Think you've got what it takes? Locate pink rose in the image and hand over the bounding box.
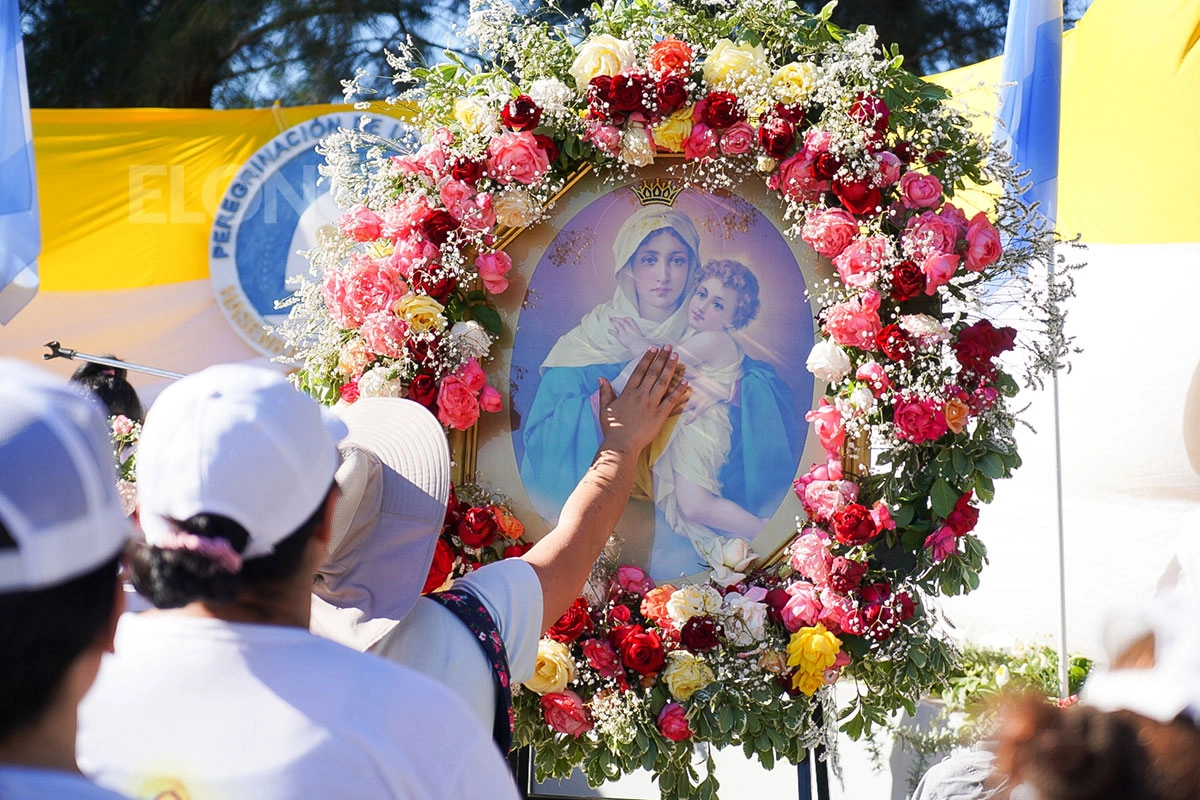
[541,691,594,738]
[583,124,622,157]
[855,361,892,397]
[874,151,903,186]
[781,581,823,632]
[581,638,624,680]
[833,236,892,289]
[338,205,383,242]
[683,122,718,160]
[805,398,846,458]
[899,171,943,209]
[438,179,477,222]
[904,211,960,261]
[476,250,513,295]
[788,527,834,585]
[380,196,429,243]
[456,358,487,392]
[921,252,960,294]
[615,565,655,596]
[479,385,503,413]
[939,202,970,237]
[893,397,948,444]
[964,212,1002,271]
[385,237,439,279]
[822,289,883,349]
[111,415,134,436]
[459,192,496,233]
[322,256,407,329]
[801,208,859,258]
[657,703,693,742]
[870,501,895,532]
[774,150,830,203]
[485,131,551,186]
[924,525,959,562]
[718,121,756,156]
[816,589,854,634]
[358,311,409,358]
[436,375,481,430]
[804,129,833,152]
[803,478,858,524]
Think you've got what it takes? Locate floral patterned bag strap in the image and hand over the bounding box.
[427,587,514,754]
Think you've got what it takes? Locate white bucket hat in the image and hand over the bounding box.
[0,359,132,590]
[136,364,347,558]
[311,397,451,650]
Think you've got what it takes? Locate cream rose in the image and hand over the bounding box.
[772,61,817,104]
[652,108,695,153]
[620,124,655,167]
[450,320,493,360]
[494,188,538,228]
[394,293,447,334]
[525,638,577,695]
[337,337,371,378]
[666,584,723,627]
[453,96,500,136]
[569,34,636,89]
[702,39,768,91]
[806,339,852,383]
[662,651,715,701]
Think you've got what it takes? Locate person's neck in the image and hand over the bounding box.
[639,306,672,323]
[153,577,313,629]
[0,688,83,775]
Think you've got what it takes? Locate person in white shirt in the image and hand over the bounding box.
[311,346,689,748]
[0,360,132,799]
[77,364,519,800]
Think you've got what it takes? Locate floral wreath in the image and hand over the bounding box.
[279,0,1067,796]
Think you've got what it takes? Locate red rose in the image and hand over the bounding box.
[457,506,499,548]
[699,91,744,130]
[832,503,878,546]
[443,485,467,529]
[503,542,533,559]
[541,691,593,737]
[894,140,916,163]
[339,380,360,404]
[773,102,806,123]
[757,115,795,159]
[501,94,543,132]
[587,76,615,119]
[812,152,840,181]
[849,93,889,131]
[416,208,458,246]
[860,581,891,607]
[945,491,980,536]
[610,71,650,114]
[679,615,721,653]
[406,372,437,409]
[764,588,791,625]
[409,269,457,303]
[609,624,665,674]
[895,591,916,622]
[833,179,882,216]
[451,156,483,183]
[404,334,441,366]
[828,556,867,593]
[533,133,559,163]
[422,537,456,594]
[890,260,926,302]
[655,75,689,116]
[608,604,632,624]
[548,597,594,643]
[953,320,1017,378]
[874,324,912,362]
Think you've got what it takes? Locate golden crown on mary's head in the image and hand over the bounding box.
[632,178,683,207]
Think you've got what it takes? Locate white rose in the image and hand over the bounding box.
[453,96,500,136]
[357,366,405,399]
[494,188,537,228]
[806,339,852,383]
[666,584,723,626]
[836,384,876,419]
[569,34,636,89]
[620,124,655,167]
[450,320,494,360]
[528,77,576,115]
[900,313,950,342]
[720,591,769,647]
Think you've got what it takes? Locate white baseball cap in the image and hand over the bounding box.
[0,359,132,591]
[136,364,347,558]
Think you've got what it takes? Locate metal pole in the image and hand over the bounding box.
[43,341,185,380]
[1052,361,1070,697]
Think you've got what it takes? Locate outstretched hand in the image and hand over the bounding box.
[596,346,690,455]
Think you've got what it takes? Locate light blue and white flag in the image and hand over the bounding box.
[0,0,40,324]
[995,0,1063,227]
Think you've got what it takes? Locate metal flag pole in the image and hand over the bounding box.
[43,341,185,380]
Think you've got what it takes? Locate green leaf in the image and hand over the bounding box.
[930,478,958,518]
[951,448,970,477]
[472,304,503,337]
[975,474,995,503]
[978,453,1005,479]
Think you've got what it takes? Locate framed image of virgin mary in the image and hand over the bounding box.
[475,163,831,582]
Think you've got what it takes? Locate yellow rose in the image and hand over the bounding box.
[772,61,817,105]
[494,188,537,228]
[453,97,498,136]
[786,623,842,696]
[702,39,768,91]
[394,293,446,334]
[651,108,694,153]
[569,34,636,90]
[944,397,970,434]
[524,638,577,695]
[662,651,715,701]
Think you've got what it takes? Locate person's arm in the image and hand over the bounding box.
[522,346,689,631]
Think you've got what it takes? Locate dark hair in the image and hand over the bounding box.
[0,517,121,741]
[994,694,1151,800]
[128,488,332,608]
[695,259,760,329]
[69,359,144,422]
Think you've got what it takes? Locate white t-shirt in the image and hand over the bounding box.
[0,766,129,799]
[77,613,519,800]
[369,558,543,730]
